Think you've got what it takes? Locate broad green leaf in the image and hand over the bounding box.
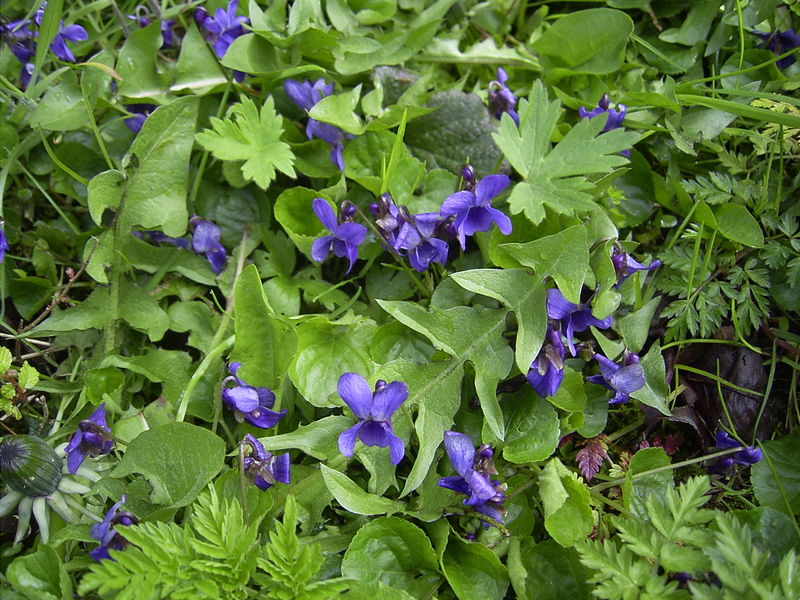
[112,423,225,508]
[102,349,192,406]
[29,71,87,131]
[87,169,125,226]
[172,25,227,94]
[333,20,442,74]
[616,297,661,353]
[752,431,800,515]
[259,416,352,461]
[532,8,633,73]
[320,464,405,515]
[507,538,590,600]
[405,90,504,177]
[714,203,764,248]
[122,97,199,237]
[230,264,296,390]
[195,96,295,190]
[18,362,40,389]
[116,21,169,101]
[221,33,297,74]
[451,269,547,374]
[82,367,124,405]
[659,1,719,46]
[501,225,589,304]
[442,535,509,600]
[378,301,512,441]
[274,187,326,258]
[7,545,71,600]
[539,458,593,547]
[622,447,672,518]
[0,347,11,372]
[309,84,366,134]
[342,517,439,596]
[503,388,560,464]
[26,287,110,336]
[629,343,671,416]
[289,316,377,408]
[343,581,417,600]
[118,280,170,342]
[547,367,586,413]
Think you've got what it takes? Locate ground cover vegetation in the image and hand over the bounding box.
[0,0,799,598]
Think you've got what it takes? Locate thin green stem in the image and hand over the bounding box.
[176,334,234,423]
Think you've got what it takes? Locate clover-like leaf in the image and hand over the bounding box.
[195,96,295,190]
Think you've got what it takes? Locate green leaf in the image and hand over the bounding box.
[308,84,366,135]
[616,297,661,354]
[629,343,671,416]
[289,316,377,408]
[713,203,764,248]
[173,25,227,94]
[195,96,295,190]
[320,464,405,515]
[17,362,40,389]
[230,264,296,390]
[621,447,672,518]
[258,416,352,461]
[548,367,587,413]
[405,90,504,177]
[26,287,110,336]
[87,169,125,226]
[752,431,800,515]
[7,545,72,600]
[102,349,192,406]
[116,21,169,101]
[539,458,593,547]
[451,269,547,374]
[500,225,589,304]
[342,517,439,596]
[532,8,633,73]
[378,301,512,441]
[112,423,225,508]
[441,535,509,600]
[29,71,87,131]
[118,280,170,342]
[507,538,589,600]
[503,388,560,464]
[123,97,199,237]
[0,347,11,372]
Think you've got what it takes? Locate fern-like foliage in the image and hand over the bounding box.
[578,476,800,600]
[254,495,350,600]
[79,486,266,600]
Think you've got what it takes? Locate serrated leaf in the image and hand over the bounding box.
[17,362,40,389]
[196,96,295,190]
[0,347,11,373]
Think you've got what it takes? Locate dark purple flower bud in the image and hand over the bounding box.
[20,62,34,88]
[241,434,290,491]
[488,67,519,126]
[546,289,613,356]
[284,78,349,171]
[393,212,449,272]
[753,29,800,69]
[0,223,8,263]
[337,373,407,465]
[461,164,476,189]
[712,431,763,468]
[586,353,645,405]
[34,3,88,63]
[611,248,661,287]
[438,431,506,525]
[65,404,114,474]
[89,495,138,561]
[311,198,367,274]
[440,174,512,250]
[190,216,228,274]
[526,326,566,397]
[222,362,287,429]
[341,202,357,220]
[195,0,249,59]
[124,103,157,133]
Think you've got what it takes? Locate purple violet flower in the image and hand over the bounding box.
[34,3,88,63]
[240,434,290,491]
[438,431,506,525]
[337,373,408,465]
[284,78,348,170]
[611,247,661,287]
[579,94,629,157]
[547,289,613,356]
[526,326,566,398]
[124,104,157,133]
[311,198,367,274]
[370,193,404,246]
[753,29,800,69]
[440,173,512,250]
[194,0,249,59]
[89,495,138,561]
[587,353,645,405]
[488,67,519,126]
[0,223,8,263]
[394,212,449,272]
[711,431,763,471]
[65,404,114,474]
[222,363,287,429]
[190,216,228,274]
